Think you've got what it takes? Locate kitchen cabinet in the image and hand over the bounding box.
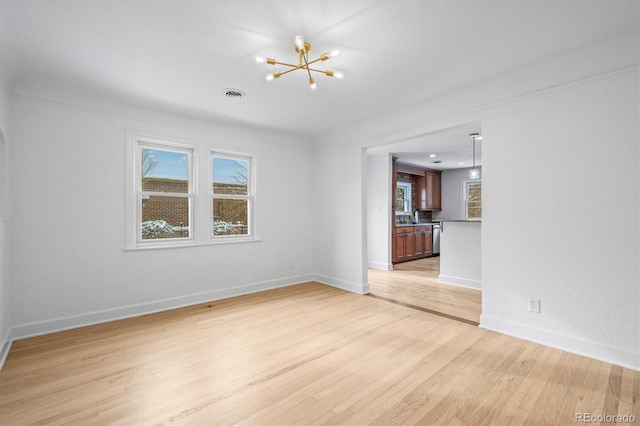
[392,225,433,264]
[417,170,442,211]
[392,226,412,262]
[414,226,433,257]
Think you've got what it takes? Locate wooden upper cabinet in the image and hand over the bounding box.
[428,171,441,210]
[416,170,442,211]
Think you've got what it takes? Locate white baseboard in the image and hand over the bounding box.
[367,261,392,271]
[438,274,482,290]
[0,329,12,371]
[480,314,640,371]
[314,274,369,294]
[10,274,316,341]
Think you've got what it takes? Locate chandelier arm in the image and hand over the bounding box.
[305,57,325,67]
[270,60,301,68]
[277,67,308,77]
[301,52,313,81]
[307,67,333,74]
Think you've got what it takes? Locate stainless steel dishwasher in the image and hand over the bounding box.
[432,224,441,255]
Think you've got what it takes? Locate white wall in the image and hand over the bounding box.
[8,97,316,337]
[316,68,639,369]
[480,70,639,369]
[313,143,369,293]
[0,41,11,365]
[439,221,481,289]
[366,153,392,270]
[433,167,482,221]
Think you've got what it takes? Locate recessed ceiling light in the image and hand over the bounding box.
[429,154,437,158]
[221,88,246,99]
[458,162,465,165]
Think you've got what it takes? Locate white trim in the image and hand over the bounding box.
[10,275,316,341]
[438,274,482,290]
[0,329,12,371]
[314,274,370,294]
[122,238,264,252]
[480,314,640,371]
[367,261,393,271]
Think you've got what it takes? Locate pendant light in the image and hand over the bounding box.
[469,133,481,179]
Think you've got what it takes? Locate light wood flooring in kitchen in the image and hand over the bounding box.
[1,282,637,425]
[367,256,482,325]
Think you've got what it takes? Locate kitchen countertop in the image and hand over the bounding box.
[434,219,482,223]
[394,222,438,227]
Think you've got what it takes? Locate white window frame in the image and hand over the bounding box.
[125,133,198,249]
[464,180,482,221]
[125,131,261,250]
[395,181,412,215]
[210,151,255,242]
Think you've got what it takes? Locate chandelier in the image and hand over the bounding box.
[256,35,343,90]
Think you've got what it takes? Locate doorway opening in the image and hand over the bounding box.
[365,123,482,324]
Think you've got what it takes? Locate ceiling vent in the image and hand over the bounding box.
[222,88,246,99]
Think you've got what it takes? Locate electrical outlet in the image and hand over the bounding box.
[528,298,541,313]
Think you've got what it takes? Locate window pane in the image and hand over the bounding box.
[467,202,482,219]
[142,147,189,193]
[468,183,481,202]
[213,199,248,236]
[396,187,405,212]
[466,182,482,219]
[141,195,189,239]
[213,157,248,195]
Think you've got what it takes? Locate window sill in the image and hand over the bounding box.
[123,237,263,252]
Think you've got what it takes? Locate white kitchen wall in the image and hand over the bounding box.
[8,97,316,337]
[316,68,639,369]
[433,167,483,221]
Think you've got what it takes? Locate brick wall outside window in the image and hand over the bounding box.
[141,177,247,226]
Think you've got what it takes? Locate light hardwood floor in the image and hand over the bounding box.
[368,256,482,324]
[0,282,637,425]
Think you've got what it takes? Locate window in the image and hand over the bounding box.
[465,181,482,220]
[126,132,258,249]
[211,153,253,238]
[396,182,412,214]
[137,141,194,244]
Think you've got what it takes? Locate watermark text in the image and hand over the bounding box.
[576,413,636,423]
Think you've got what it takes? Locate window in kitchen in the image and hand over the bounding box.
[211,152,254,239]
[396,182,412,214]
[465,181,482,220]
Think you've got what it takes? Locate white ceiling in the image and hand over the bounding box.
[1,1,637,167]
[368,122,483,170]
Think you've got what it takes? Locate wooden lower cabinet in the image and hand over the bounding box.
[392,225,433,264]
[393,232,407,262]
[419,227,433,257]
